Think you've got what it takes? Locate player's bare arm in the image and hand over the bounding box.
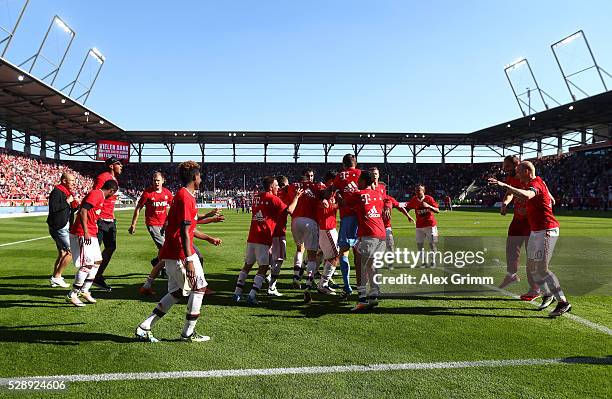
[194,230,222,246]
[423,201,440,213]
[129,195,146,234]
[501,190,514,216]
[78,207,91,245]
[397,206,415,223]
[180,221,196,286]
[196,214,225,224]
[488,178,535,200]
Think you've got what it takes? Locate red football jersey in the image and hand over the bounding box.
[70,189,105,236]
[505,175,528,220]
[333,167,361,218]
[287,181,325,221]
[273,188,292,237]
[383,195,400,228]
[93,172,118,220]
[137,187,173,226]
[317,193,338,230]
[345,188,386,239]
[526,177,560,231]
[247,192,287,246]
[159,187,197,260]
[406,195,438,228]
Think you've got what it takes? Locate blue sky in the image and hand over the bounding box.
[3,0,612,161]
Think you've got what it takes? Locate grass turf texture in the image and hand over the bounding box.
[0,209,610,398]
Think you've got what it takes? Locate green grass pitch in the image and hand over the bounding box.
[0,209,610,398]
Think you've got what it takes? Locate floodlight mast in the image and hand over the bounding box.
[0,0,29,58]
[18,15,75,84]
[504,57,559,116]
[551,30,612,101]
[61,47,105,104]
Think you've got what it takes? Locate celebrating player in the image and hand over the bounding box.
[92,156,123,291]
[316,170,340,294]
[497,155,540,300]
[65,180,118,307]
[268,175,291,296]
[233,176,302,304]
[330,154,362,299]
[135,161,222,343]
[489,161,571,317]
[47,173,79,288]
[370,166,414,269]
[288,168,326,303]
[343,170,388,312]
[405,184,440,267]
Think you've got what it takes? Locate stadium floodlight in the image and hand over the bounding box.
[17,74,24,81]
[0,0,30,58]
[18,15,76,85]
[507,124,511,128]
[551,30,611,101]
[531,116,536,121]
[504,57,559,116]
[61,47,106,105]
[99,120,104,124]
[568,105,574,110]
[60,98,66,104]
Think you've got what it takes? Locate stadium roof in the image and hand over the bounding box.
[0,55,610,150]
[0,57,123,143]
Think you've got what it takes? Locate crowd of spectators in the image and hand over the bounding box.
[0,148,609,210]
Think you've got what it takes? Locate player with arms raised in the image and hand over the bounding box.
[489,161,570,317]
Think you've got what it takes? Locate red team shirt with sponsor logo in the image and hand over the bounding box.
[317,192,338,230]
[247,192,287,246]
[273,188,292,238]
[159,187,197,260]
[333,168,361,218]
[70,189,106,236]
[137,187,173,226]
[287,181,325,221]
[345,188,386,239]
[93,172,118,220]
[526,177,560,231]
[505,175,528,220]
[406,195,438,228]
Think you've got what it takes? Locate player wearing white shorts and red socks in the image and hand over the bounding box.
[65,180,118,307]
[405,184,440,266]
[317,171,340,295]
[489,161,571,317]
[268,176,292,296]
[136,161,222,343]
[233,176,302,305]
[343,170,389,312]
[370,166,414,269]
[288,169,326,303]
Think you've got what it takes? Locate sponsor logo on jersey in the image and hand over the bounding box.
[253,210,265,222]
[367,206,380,218]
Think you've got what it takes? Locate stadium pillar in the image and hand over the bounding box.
[4,128,12,151]
[581,130,587,145]
[137,143,144,163]
[40,134,47,159]
[264,143,268,163]
[24,132,31,156]
[412,144,417,164]
[293,144,300,163]
[557,134,563,156]
[537,139,542,158]
[199,143,205,165]
[519,143,524,158]
[470,145,474,164]
[441,145,445,164]
[232,143,236,163]
[54,138,60,160]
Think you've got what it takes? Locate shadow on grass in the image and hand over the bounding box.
[0,323,133,344]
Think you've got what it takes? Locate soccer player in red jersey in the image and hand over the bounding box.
[288,168,326,303]
[316,170,340,295]
[330,154,362,299]
[370,166,414,269]
[92,156,123,291]
[128,171,173,294]
[497,156,540,299]
[268,175,291,296]
[443,195,452,212]
[405,184,440,267]
[233,176,302,304]
[136,161,222,342]
[343,170,388,312]
[489,161,571,317]
[65,180,118,307]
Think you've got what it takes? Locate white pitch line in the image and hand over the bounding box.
[2,357,609,384]
[0,236,49,248]
[438,266,612,336]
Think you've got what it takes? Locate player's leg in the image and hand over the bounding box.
[291,218,306,287]
[181,257,210,341]
[268,236,286,296]
[366,238,386,307]
[317,229,338,294]
[93,220,116,290]
[147,225,165,267]
[415,228,426,267]
[302,220,320,303]
[338,215,357,297]
[136,288,182,343]
[351,238,369,311]
[521,235,541,300]
[234,244,256,301]
[140,259,165,296]
[427,226,439,266]
[50,225,72,287]
[385,227,395,270]
[536,229,570,316]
